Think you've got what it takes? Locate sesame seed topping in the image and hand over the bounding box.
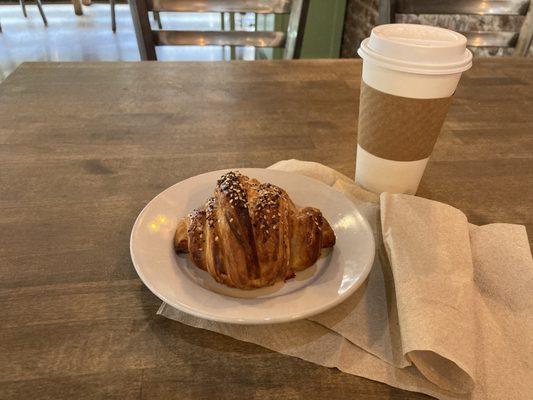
[216,171,248,210]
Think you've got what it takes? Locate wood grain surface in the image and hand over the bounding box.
[0,59,532,399]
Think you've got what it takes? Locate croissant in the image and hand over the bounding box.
[174,171,336,290]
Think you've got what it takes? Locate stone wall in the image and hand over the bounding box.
[341,0,532,57]
[341,0,378,58]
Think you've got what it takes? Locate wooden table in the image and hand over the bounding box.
[1,59,531,399]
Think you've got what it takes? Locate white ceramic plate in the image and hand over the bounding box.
[130,168,375,324]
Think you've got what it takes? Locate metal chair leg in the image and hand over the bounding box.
[20,0,28,17]
[229,12,236,60]
[154,11,162,29]
[35,0,48,26]
[110,0,116,32]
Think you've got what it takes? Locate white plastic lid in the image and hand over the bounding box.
[358,24,473,75]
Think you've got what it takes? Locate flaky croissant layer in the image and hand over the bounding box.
[175,171,335,289]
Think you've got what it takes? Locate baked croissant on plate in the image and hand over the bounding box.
[174,171,336,290]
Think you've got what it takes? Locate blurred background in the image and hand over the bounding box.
[0,0,532,80]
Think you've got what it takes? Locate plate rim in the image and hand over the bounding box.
[130,168,375,324]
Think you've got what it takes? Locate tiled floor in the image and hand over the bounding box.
[0,4,255,80]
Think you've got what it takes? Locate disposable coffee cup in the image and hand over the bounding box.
[356,24,472,194]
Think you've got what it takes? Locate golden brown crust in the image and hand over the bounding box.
[187,208,207,271]
[174,219,188,253]
[175,171,336,289]
[321,217,336,249]
[290,207,326,271]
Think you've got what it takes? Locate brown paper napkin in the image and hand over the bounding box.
[158,160,533,399]
[381,194,476,393]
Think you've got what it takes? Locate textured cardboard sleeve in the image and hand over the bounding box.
[357,81,453,161]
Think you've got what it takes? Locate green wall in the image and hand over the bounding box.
[301,0,347,58]
[275,0,346,59]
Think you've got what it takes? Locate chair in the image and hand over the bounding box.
[110,3,162,33]
[129,0,310,60]
[378,0,533,56]
[19,0,48,26]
